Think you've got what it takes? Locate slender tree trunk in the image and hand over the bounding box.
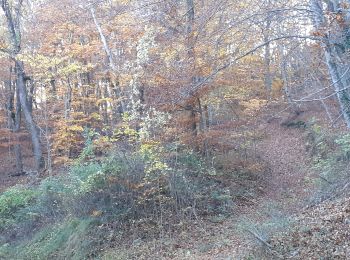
[197,98,205,132]
[310,0,350,127]
[263,9,273,99]
[99,80,109,125]
[50,79,57,99]
[278,45,294,104]
[5,77,23,173]
[186,0,198,137]
[204,105,211,129]
[276,22,295,106]
[14,80,23,173]
[186,0,195,57]
[190,108,197,136]
[64,78,72,119]
[27,78,34,113]
[314,76,333,122]
[324,50,350,127]
[90,6,125,114]
[43,94,52,174]
[16,61,43,171]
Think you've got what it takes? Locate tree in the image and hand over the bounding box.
[0,0,43,171]
[310,0,350,127]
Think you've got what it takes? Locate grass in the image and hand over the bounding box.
[1,217,98,260]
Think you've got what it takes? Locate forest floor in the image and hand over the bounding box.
[0,102,339,259]
[114,103,323,259]
[177,112,314,259]
[0,140,33,192]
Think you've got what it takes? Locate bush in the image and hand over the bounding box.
[0,185,37,230]
[0,126,257,259]
[306,123,350,202]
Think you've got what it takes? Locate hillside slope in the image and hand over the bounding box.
[113,108,319,259]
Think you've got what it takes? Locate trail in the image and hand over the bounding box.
[167,116,316,260]
[255,120,314,212]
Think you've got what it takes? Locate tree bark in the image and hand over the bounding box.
[186,0,198,137]
[64,77,72,119]
[90,6,125,114]
[263,6,273,99]
[16,61,43,170]
[5,76,23,173]
[310,0,350,127]
[324,50,350,127]
[14,78,23,173]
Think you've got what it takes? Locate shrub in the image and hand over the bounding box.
[305,123,350,202]
[33,176,76,219]
[0,122,259,259]
[0,185,37,230]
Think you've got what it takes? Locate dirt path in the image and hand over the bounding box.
[256,121,314,212]
[165,119,316,260]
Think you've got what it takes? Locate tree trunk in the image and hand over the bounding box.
[197,98,206,132]
[14,79,23,173]
[310,0,350,127]
[27,78,34,113]
[186,0,198,137]
[324,49,350,127]
[16,61,43,171]
[263,9,273,99]
[50,79,57,99]
[204,105,211,129]
[90,6,125,114]
[1,0,43,171]
[5,77,23,173]
[64,77,72,119]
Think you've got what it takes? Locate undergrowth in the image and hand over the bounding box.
[305,120,350,202]
[247,119,350,259]
[0,123,267,259]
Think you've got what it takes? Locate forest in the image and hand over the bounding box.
[1,0,350,259]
